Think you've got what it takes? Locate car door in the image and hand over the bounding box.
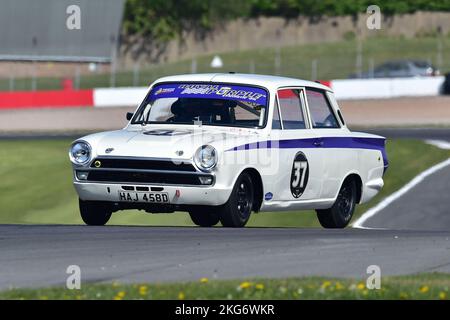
[304,87,352,199]
[269,87,324,202]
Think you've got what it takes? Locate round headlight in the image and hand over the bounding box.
[69,141,91,165]
[194,145,217,172]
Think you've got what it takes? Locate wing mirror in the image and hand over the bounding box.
[126,112,134,121]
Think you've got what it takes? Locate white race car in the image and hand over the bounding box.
[70,73,388,228]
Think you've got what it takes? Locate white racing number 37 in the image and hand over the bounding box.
[290,152,309,198]
[292,161,308,188]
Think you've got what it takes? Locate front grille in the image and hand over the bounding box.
[91,157,196,172]
[86,170,211,185]
[83,157,212,185]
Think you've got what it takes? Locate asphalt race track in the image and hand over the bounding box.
[361,163,450,230]
[1,226,450,290]
[0,128,449,290]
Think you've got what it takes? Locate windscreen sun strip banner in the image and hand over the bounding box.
[148,83,268,106]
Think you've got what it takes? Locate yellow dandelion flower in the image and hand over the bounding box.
[178,292,185,300]
[255,283,264,290]
[335,282,344,290]
[439,292,447,300]
[399,292,409,299]
[139,285,148,295]
[322,281,332,289]
[357,283,366,290]
[419,286,429,294]
[113,291,126,300]
[200,277,209,283]
[239,281,252,289]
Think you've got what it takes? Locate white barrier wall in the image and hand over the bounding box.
[93,87,148,107]
[331,76,445,100]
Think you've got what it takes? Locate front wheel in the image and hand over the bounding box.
[316,178,357,229]
[189,209,220,227]
[218,173,254,228]
[79,199,112,226]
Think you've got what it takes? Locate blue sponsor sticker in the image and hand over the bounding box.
[264,192,273,201]
[149,83,268,106]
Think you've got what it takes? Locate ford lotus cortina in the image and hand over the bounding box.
[69,74,387,228]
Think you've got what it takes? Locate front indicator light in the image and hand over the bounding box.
[198,176,213,185]
[76,171,89,180]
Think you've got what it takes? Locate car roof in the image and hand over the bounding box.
[152,73,332,92]
[380,59,430,65]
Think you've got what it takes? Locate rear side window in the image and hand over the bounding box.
[277,89,306,129]
[272,100,282,129]
[306,89,339,129]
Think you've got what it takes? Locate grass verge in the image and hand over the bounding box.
[1,36,449,91]
[0,139,448,226]
[1,273,449,300]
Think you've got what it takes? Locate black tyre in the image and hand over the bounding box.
[79,199,112,226]
[443,72,450,95]
[189,209,220,227]
[219,173,254,228]
[316,178,357,229]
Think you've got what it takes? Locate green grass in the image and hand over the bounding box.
[1,273,449,300]
[0,138,448,226]
[1,36,450,91]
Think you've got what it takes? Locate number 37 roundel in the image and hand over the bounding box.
[290,152,309,198]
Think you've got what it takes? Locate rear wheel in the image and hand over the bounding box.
[219,173,254,228]
[316,178,357,229]
[79,199,112,226]
[189,209,220,227]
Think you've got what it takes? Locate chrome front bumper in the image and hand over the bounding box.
[73,181,231,206]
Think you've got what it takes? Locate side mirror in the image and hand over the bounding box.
[126,112,134,121]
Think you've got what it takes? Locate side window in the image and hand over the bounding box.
[272,100,282,129]
[277,89,306,129]
[306,89,339,129]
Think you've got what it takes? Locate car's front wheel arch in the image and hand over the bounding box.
[239,168,263,212]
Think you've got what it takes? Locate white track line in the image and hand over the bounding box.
[425,139,450,150]
[352,143,450,229]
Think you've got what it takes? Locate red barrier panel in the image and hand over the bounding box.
[317,80,331,89]
[0,90,94,109]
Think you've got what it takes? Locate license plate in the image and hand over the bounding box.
[118,191,169,203]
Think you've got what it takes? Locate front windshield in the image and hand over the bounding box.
[132,83,269,128]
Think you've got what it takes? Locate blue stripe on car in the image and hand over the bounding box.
[227,137,388,172]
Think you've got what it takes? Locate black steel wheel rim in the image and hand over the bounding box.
[236,180,252,219]
[337,183,354,220]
